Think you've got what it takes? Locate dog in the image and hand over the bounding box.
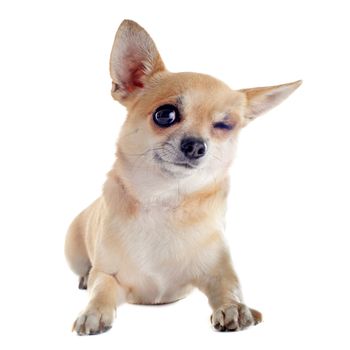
[65,19,301,335]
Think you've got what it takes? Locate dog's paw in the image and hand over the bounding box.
[72,307,115,336]
[211,303,262,332]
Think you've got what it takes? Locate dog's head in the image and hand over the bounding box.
[110,20,301,192]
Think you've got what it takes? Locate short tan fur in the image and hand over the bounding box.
[65,20,301,335]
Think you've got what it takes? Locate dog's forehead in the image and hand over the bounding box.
[143,72,245,117]
[181,86,243,111]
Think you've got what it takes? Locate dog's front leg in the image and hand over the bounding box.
[72,268,125,335]
[196,250,262,332]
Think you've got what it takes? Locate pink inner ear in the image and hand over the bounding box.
[128,65,144,92]
[120,51,146,93]
[122,64,145,93]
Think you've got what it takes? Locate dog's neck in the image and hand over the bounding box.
[103,156,229,211]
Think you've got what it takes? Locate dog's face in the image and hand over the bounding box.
[117,72,245,181]
[110,20,301,187]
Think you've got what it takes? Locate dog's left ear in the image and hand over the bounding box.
[110,19,165,102]
[240,80,302,122]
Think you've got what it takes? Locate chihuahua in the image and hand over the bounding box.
[65,19,301,335]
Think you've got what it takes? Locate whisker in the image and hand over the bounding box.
[211,154,222,162]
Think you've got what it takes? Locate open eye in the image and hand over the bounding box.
[213,121,234,131]
[153,104,180,128]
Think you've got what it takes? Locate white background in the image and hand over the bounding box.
[0,0,349,349]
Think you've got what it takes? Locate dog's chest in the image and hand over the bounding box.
[112,204,222,303]
[121,206,202,270]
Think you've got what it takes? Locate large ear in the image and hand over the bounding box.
[110,20,165,101]
[240,80,302,121]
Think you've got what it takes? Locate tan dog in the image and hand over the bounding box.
[65,19,301,335]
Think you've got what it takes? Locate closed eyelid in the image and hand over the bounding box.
[213,121,234,130]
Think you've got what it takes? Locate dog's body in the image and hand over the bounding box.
[65,20,301,335]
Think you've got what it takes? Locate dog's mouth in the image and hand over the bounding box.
[154,153,199,172]
[173,162,196,169]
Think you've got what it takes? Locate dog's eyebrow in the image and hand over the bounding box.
[213,113,234,123]
[174,96,184,115]
[176,96,184,107]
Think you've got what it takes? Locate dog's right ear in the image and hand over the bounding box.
[110,20,165,103]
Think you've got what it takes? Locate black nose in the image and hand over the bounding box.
[180,137,207,159]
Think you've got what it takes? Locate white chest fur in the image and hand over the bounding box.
[102,203,224,304]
